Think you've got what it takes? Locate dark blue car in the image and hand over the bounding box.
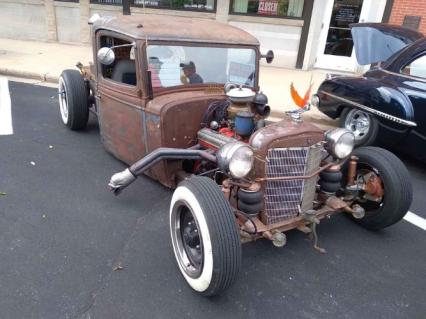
[314,23,426,162]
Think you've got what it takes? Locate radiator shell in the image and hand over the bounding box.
[263,145,323,224]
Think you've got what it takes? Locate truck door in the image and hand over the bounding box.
[96,33,146,165]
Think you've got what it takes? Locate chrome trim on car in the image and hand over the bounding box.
[320,91,417,127]
[381,68,426,84]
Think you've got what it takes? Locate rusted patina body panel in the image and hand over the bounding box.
[250,118,324,151]
[250,119,324,175]
[92,15,259,45]
[97,78,145,164]
[143,91,227,188]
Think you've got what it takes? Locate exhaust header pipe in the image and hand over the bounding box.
[108,147,216,195]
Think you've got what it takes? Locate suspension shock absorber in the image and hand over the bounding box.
[319,165,343,194]
[347,156,358,186]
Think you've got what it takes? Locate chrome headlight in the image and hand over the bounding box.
[310,94,320,108]
[325,128,355,159]
[217,142,254,179]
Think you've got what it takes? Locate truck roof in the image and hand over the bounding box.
[93,14,259,46]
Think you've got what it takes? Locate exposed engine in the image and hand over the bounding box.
[199,86,270,143]
[193,87,272,223]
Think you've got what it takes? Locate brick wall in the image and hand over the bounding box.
[389,0,426,35]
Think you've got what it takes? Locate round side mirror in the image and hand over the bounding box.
[265,50,274,64]
[88,13,101,25]
[97,47,115,65]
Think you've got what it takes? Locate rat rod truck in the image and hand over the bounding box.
[57,14,413,296]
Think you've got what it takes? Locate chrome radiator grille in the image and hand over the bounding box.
[264,145,323,224]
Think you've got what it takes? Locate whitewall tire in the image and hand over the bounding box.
[169,176,241,296]
[58,70,89,130]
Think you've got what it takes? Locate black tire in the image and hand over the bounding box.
[58,69,89,130]
[340,107,378,146]
[170,176,241,296]
[350,147,412,230]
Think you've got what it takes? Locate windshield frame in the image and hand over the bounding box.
[142,40,260,95]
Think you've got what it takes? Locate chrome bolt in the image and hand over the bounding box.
[272,232,287,248]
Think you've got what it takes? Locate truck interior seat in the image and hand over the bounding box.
[111,60,136,85]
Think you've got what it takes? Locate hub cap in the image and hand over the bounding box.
[171,202,204,278]
[58,77,68,124]
[344,109,370,142]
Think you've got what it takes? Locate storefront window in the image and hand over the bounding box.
[231,0,304,18]
[324,0,363,57]
[133,0,215,11]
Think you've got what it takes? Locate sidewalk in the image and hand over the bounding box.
[0,38,337,128]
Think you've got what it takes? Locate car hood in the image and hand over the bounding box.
[350,23,424,65]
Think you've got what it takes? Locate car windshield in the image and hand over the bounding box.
[147,45,256,90]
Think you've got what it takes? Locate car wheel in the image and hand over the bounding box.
[58,70,89,130]
[340,108,378,146]
[348,147,412,230]
[170,175,241,296]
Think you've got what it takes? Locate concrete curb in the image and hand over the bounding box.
[0,68,58,83]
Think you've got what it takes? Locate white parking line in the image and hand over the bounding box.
[404,211,426,231]
[0,77,13,135]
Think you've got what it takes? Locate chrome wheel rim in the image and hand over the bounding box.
[58,77,68,124]
[170,200,204,278]
[344,109,370,142]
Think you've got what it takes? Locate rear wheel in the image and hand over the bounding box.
[170,176,241,296]
[349,147,412,230]
[58,69,89,130]
[340,108,378,146]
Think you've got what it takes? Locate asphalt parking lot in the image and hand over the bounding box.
[1,80,425,319]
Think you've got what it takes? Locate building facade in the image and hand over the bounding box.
[0,0,424,71]
[387,0,426,34]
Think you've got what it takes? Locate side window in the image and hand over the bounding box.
[401,55,426,79]
[99,36,136,86]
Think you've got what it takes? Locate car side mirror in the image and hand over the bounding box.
[88,13,101,25]
[97,42,136,66]
[261,50,274,64]
[97,47,115,65]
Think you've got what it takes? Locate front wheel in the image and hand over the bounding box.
[170,176,241,296]
[58,70,89,130]
[349,147,412,230]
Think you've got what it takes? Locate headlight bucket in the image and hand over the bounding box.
[325,128,355,159]
[310,94,320,108]
[217,142,254,179]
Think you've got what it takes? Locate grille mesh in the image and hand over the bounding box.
[264,145,322,224]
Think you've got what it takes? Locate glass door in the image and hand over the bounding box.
[315,0,369,72]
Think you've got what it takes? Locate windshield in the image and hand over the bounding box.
[147,45,256,90]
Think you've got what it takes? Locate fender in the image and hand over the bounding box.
[317,77,417,128]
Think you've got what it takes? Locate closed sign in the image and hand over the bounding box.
[258,0,278,15]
